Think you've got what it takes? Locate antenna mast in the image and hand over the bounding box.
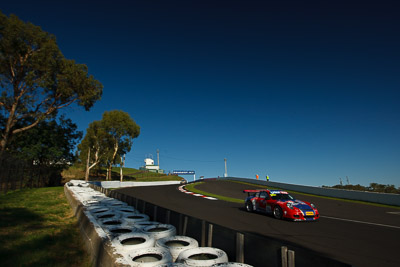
[224,158,228,177]
[157,149,160,167]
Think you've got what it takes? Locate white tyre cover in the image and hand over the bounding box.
[176,247,228,266]
[86,206,110,214]
[142,224,177,240]
[113,232,155,251]
[211,263,253,267]
[133,221,162,229]
[154,263,186,267]
[104,225,137,237]
[156,235,199,262]
[102,199,127,207]
[112,205,139,213]
[111,206,138,214]
[98,217,126,229]
[128,247,173,267]
[123,213,150,224]
[83,199,101,206]
[94,211,122,220]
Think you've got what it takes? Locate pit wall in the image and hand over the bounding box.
[220,177,400,206]
[92,184,351,267]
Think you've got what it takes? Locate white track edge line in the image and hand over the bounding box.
[321,215,400,229]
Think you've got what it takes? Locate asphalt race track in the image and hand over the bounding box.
[116,180,400,267]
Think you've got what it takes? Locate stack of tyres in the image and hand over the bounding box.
[66,180,254,267]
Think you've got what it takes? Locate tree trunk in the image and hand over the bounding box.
[107,164,112,181]
[85,148,91,181]
[120,154,125,182]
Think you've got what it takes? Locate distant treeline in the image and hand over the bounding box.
[322,183,400,194]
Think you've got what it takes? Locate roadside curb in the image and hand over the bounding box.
[178,185,218,200]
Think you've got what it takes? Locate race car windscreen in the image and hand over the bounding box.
[270,193,295,201]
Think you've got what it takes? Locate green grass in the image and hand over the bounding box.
[0,187,91,267]
[185,182,244,204]
[62,165,183,182]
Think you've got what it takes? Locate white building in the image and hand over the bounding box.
[139,157,164,173]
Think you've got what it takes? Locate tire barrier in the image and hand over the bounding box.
[113,206,139,214]
[102,200,128,207]
[85,206,110,214]
[133,221,162,229]
[65,180,242,267]
[83,199,103,206]
[211,263,253,267]
[176,247,229,266]
[94,211,122,220]
[154,263,186,267]
[92,198,125,206]
[104,225,138,238]
[142,224,177,241]
[113,232,156,252]
[123,213,151,225]
[127,247,173,266]
[156,235,199,262]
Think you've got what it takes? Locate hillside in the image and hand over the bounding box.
[61,165,184,183]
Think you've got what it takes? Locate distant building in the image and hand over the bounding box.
[139,157,164,173]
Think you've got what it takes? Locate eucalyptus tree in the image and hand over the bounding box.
[79,110,140,181]
[78,120,111,181]
[101,110,140,181]
[0,11,103,152]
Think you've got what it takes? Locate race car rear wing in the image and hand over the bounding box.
[243,189,265,193]
[243,189,267,196]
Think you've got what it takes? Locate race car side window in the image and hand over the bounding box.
[259,191,268,199]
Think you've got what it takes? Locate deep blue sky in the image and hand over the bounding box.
[2,1,400,186]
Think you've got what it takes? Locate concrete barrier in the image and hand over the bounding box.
[64,184,127,266]
[91,180,183,189]
[221,177,400,206]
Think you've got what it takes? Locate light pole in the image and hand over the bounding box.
[224,158,228,177]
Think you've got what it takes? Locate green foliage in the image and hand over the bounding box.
[8,115,82,168]
[78,120,110,165]
[78,110,140,180]
[324,183,400,194]
[0,11,102,151]
[101,110,140,157]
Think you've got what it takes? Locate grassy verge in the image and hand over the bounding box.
[0,187,90,267]
[185,182,244,204]
[62,165,183,182]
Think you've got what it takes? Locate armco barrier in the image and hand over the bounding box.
[91,184,351,267]
[221,177,400,206]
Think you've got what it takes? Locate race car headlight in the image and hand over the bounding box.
[311,203,316,209]
[286,202,294,209]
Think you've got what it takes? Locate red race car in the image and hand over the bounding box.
[244,189,319,221]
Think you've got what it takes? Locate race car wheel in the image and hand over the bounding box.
[245,201,254,212]
[273,206,283,219]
